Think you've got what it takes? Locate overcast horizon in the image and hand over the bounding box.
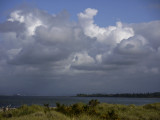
[0,0,160,96]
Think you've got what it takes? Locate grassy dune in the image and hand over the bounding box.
[0,100,160,120]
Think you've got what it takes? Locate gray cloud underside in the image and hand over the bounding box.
[0,8,160,95]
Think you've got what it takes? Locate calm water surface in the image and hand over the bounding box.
[0,96,160,107]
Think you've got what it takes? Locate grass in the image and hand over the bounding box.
[0,100,160,120]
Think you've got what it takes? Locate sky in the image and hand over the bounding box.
[0,0,160,96]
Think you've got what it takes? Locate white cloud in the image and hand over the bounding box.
[7,48,22,60]
[72,52,95,65]
[78,8,134,45]
[8,10,24,23]
[115,35,152,55]
[8,10,44,35]
[96,54,102,63]
[131,21,160,50]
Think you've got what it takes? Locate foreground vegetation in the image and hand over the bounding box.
[0,100,160,120]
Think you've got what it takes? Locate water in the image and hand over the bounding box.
[0,96,160,108]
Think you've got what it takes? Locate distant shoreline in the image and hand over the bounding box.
[76,92,160,98]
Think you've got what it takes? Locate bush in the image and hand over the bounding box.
[0,104,45,119]
[71,103,85,115]
[88,99,100,107]
[143,103,160,110]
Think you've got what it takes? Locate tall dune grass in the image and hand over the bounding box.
[0,100,160,120]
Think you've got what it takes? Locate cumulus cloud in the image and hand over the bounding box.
[8,10,44,35]
[78,8,134,45]
[131,21,160,50]
[72,52,95,65]
[0,7,160,95]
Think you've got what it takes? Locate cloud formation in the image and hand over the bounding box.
[0,7,160,95]
[78,8,134,44]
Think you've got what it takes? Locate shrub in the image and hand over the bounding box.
[71,103,85,115]
[108,109,119,120]
[143,103,160,110]
[0,104,45,119]
[56,100,102,118]
[88,99,100,107]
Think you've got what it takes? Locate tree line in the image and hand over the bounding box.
[76,92,160,98]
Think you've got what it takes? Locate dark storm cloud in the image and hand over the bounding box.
[0,21,25,33]
[71,64,120,71]
[0,7,160,95]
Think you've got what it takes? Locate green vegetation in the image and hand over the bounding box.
[0,100,160,120]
